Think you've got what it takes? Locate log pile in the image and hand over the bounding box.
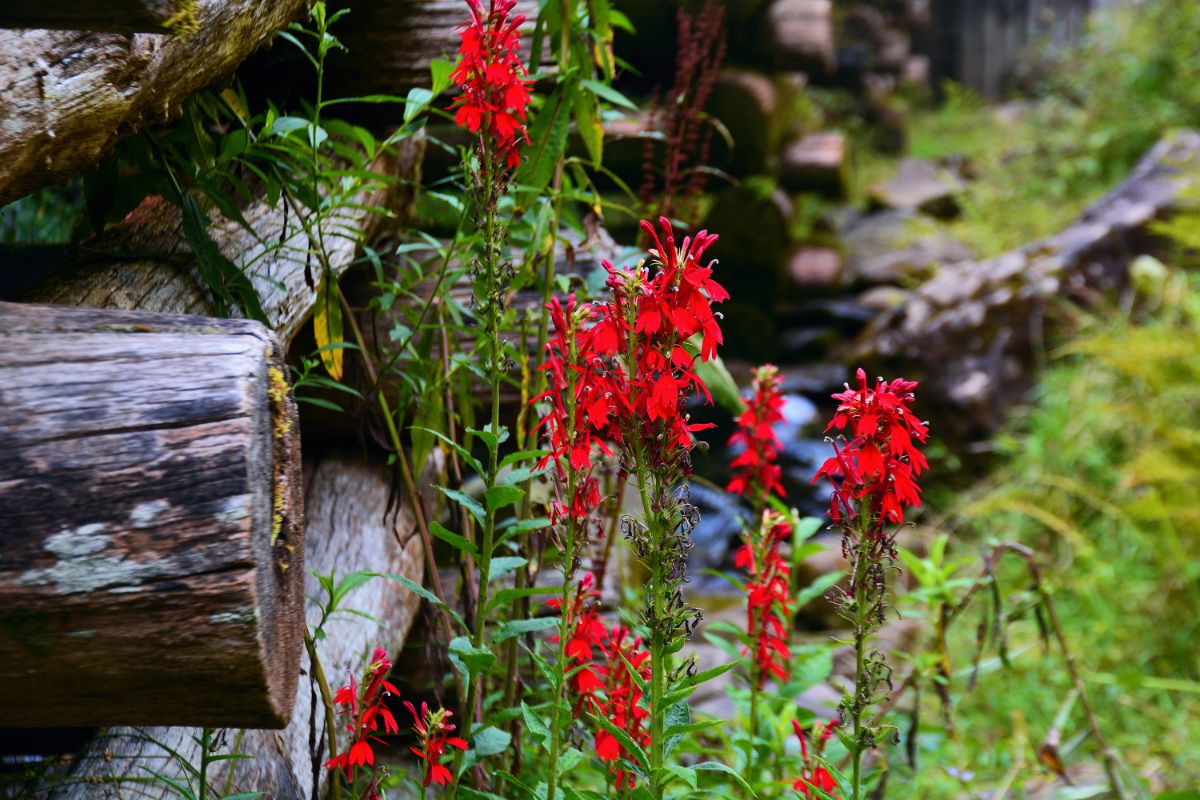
[0,0,310,204]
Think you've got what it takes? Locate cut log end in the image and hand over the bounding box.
[0,302,304,729]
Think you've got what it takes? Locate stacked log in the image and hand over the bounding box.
[0,0,310,204]
[0,302,303,729]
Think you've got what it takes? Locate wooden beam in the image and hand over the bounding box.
[0,0,198,35]
[0,301,303,729]
[0,0,308,204]
[35,453,435,799]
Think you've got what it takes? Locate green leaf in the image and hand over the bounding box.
[794,572,841,610]
[664,764,697,791]
[380,572,444,608]
[521,701,552,748]
[488,556,529,582]
[663,700,691,755]
[573,90,603,167]
[449,636,496,682]
[693,350,743,415]
[499,449,550,469]
[404,87,433,124]
[485,485,525,513]
[412,426,484,476]
[496,616,558,642]
[458,789,507,800]
[581,79,637,110]
[430,58,455,96]
[409,388,445,478]
[430,521,479,557]
[471,726,512,757]
[488,585,559,612]
[662,661,736,707]
[438,487,486,524]
[693,761,755,795]
[514,82,573,207]
[178,194,268,323]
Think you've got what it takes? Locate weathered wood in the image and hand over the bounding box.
[0,0,308,204]
[327,0,538,101]
[0,301,303,729]
[38,453,435,800]
[20,136,423,348]
[860,130,1200,435]
[0,0,198,35]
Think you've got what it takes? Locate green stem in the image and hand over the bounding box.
[198,728,210,800]
[850,534,871,800]
[305,632,343,800]
[748,680,758,792]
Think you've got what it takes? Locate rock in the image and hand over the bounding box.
[901,54,932,94]
[787,247,843,288]
[780,133,849,197]
[860,131,1200,439]
[759,0,835,76]
[706,69,781,177]
[868,158,965,218]
[857,285,911,312]
[841,210,974,285]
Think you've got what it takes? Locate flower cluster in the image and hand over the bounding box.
[449,0,532,169]
[734,510,795,686]
[535,296,620,526]
[552,574,652,791]
[793,719,841,799]
[587,218,728,460]
[727,363,785,501]
[404,700,469,787]
[813,368,929,528]
[324,647,401,783]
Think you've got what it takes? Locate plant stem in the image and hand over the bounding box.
[198,728,210,800]
[747,680,759,790]
[850,532,871,800]
[305,632,342,800]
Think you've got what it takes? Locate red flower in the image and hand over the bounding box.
[792,719,841,799]
[404,700,469,787]
[736,510,794,686]
[548,573,610,710]
[812,368,928,528]
[449,0,532,169]
[727,364,785,500]
[323,647,401,783]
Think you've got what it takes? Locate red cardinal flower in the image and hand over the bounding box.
[727,364,786,501]
[793,719,842,798]
[449,0,532,169]
[404,701,469,787]
[323,648,401,782]
[812,368,928,527]
[735,510,794,686]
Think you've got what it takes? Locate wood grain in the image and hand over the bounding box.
[38,453,435,800]
[0,301,303,729]
[0,0,308,204]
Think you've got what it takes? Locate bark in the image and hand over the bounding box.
[36,453,436,800]
[0,0,198,35]
[0,0,308,204]
[20,135,424,349]
[0,301,303,729]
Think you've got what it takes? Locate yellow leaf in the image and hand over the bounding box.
[314,279,344,381]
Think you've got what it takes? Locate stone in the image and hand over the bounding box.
[857,285,911,312]
[787,247,843,287]
[840,210,974,285]
[780,132,849,197]
[868,158,965,218]
[760,0,835,76]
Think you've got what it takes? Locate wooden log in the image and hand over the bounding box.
[37,453,435,800]
[19,135,423,348]
[326,0,539,102]
[0,0,308,204]
[0,301,303,729]
[0,0,198,35]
